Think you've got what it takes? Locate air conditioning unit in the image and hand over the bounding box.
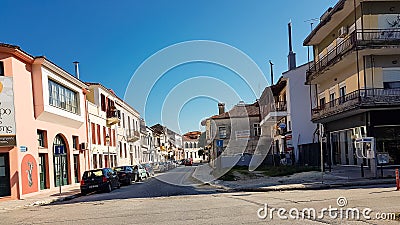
[80,142,88,150]
[338,26,348,37]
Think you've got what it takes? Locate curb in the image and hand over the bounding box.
[232,179,395,192]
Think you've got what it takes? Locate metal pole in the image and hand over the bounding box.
[108,145,110,168]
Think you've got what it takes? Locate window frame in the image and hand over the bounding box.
[48,79,79,114]
[218,126,227,139]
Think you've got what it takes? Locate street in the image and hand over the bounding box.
[2,166,400,225]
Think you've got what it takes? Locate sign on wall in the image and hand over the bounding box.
[235,130,250,140]
[0,77,16,146]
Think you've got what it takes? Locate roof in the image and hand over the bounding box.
[303,0,346,46]
[85,82,140,115]
[211,101,260,120]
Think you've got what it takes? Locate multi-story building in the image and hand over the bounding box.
[183,131,207,163]
[115,97,141,166]
[304,0,400,168]
[150,124,183,161]
[259,22,318,165]
[0,43,88,199]
[204,101,261,166]
[86,83,119,169]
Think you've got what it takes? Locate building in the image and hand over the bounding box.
[114,97,141,166]
[0,43,88,199]
[150,124,183,161]
[140,119,157,163]
[304,0,400,169]
[259,22,318,165]
[183,131,207,163]
[86,83,119,169]
[204,101,262,167]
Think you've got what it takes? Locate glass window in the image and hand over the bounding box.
[100,94,106,111]
[37,130,46,147]
[384,81,400,89]
[254,123,261,136]
[48,80,79,114]
[72,136,79,149]
[319,97,326,108]
[219,126,227,139]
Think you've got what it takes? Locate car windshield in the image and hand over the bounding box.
[83,170,103,178]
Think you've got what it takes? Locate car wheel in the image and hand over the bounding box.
[106,183,112,192]
[81,190,88,195]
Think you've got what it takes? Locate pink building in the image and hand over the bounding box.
[0,43,88,200]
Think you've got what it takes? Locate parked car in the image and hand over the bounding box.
[113,166,135,185]
[142,163,154,177]
[132,164,147,181]
[184,159,193,166]
[153,162,166,173]
[80,168,120,195]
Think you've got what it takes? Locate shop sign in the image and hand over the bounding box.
[0,77,16,146]
[285,134,294,151]
[235,130,250,140]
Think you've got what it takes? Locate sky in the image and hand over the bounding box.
[2,0,337,134]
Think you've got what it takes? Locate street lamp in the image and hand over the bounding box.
[105,134,111,168]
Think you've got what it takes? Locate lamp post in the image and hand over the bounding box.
[105,134,111,168]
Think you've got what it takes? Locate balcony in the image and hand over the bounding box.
[306,29,400,84]
[126,130,140,142]
[260,101,287,124]
[106,108,120,126]
[312,88,400,122]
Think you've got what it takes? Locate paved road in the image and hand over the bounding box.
[2,166,399,224]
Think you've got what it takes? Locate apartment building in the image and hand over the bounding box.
[86,83,119,169]
[304,0,400,167]
[0,43,88,199]
[183,131,207,163]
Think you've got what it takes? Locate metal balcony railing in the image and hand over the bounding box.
[261,101,287,118]
[126,130,140,142]
[307,29,400,83]
[312,88,400,121]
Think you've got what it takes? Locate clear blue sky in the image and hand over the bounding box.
[2,0,337,134]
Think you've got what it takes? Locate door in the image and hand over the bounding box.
[73,155,79,183]
[39,154,47,190]
[0,153,11,197]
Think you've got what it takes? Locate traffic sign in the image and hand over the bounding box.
[216,140,223,147]
[54,145,65,155]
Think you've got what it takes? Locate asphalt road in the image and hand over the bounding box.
[2,166,399,225]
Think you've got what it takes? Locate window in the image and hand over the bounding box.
[100,94,106,111]
[319,97,326,108]
[48,80,79,114]
[0,61,4,76]
[254,123,261,136]
[384,81,400,89]
[219,126,227,139]
[97,124,101,145]
[339,85,346,104]
[122,113,125,128]
[329,92,335,107]
[37,130,46,147]
[185,143,188,148]
[120,143,123,158]
[103,126,107,146]
[72,136,79,149]
[124,143,127,158]
[190,143,193,148]
[91,123,96,144]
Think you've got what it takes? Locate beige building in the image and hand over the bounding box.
[304,0,400,168]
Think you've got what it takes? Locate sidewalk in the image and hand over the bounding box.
[0,183,81,212]
[192,163,397,192]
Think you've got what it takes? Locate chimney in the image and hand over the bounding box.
[73,61,80,79]
[218,103,225,115]
[288,21,297,70]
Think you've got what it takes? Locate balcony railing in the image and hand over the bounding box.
[106,108,120,126]
[126,130,140,142]
[307,29,400,83]
[312,88,400,121]
[261,101,287,120]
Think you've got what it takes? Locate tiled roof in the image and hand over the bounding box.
[211,101,260,119]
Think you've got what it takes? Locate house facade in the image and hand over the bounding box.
[0,44,88,199]
[183,131,206,163]
[304,0,400,168]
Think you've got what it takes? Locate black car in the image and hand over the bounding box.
[113,166,135,185]
[80,168,120,195]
